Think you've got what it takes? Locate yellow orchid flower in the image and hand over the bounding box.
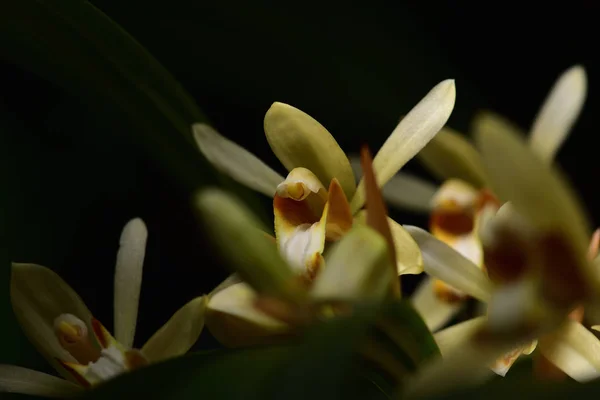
[0,219,207,398]
[358,65,586,332]
[193,80,456,283]
[402,108,600,398]
[197,185,395,346]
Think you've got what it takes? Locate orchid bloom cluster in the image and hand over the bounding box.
[195,64,600,395]
[396,66,600,397]
[193,80,456,345]
[0,219,207,398]
[3,63,600,400]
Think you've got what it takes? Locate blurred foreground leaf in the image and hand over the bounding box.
[78,300,436,399]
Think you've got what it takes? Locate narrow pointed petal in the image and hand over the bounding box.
[141,296,208,363]
[411,277,464,332]
[195,189,304,302]
[529,65,587,162]
[355,211,423,275]
[474,114,595,302]
[114,218,147,349]
[360,146,399,295]
[404,226,493,302]
[349,156,437,213]
[418,127,487,188]
[351,80,456,211]
[10,264,92,374]
[0,365,82,397]
[263,102,356,198]
[311,225,391,301]
[539,321,600,382]
[434,317,486,355]
[192,123,285,197]
[206,282,288,347]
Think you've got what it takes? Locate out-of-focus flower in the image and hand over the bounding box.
[192,80,456,284]
[0,219,207,398]
[402,103,600,398]
[355,65,586,332]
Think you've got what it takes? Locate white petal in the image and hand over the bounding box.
[351,80,456,212]
[434,317,486,356]
[411,277,463,332]
[141,296,207,363]
[404,226,492,301]
[0,365,82,397]
[529,65,587,162]
[540,321,600,382]
[192,123,285,197]
[10,264,92,374]
[349,156,436,213]
[114,218,147,349]
[311,225,391,301]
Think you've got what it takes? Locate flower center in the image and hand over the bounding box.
[84,346,127,382]
[54,314,100,364]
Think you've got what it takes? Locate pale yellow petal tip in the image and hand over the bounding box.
[591,325,600,332]
[562,64,587,91]
[436,79,456,102]
[265,102,295,119]
[195,188,236,212]
[122,218,147,238]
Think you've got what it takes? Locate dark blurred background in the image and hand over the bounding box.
[0,0,597,374]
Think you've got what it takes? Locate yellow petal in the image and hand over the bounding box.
[418,127,487,188]
[474,114,594,303]
[114,218,147,349]
[359,146,400,295]
[310,224,391,301]
[351,80,456,212]
[10,263,93,379]
[141,296,208,363]
[434,317,486,356]
[429,179,484,267]
[0,365,82,397]
[529,65,587,163]
[411,277,465,332]
[404,226,493,302]
[263,102,356,198]
[539,321,600,382]
[490,343,535,377]
[275,179,352,278]
[195,189,304,302]
[192,123,285,197]
[276,168,328,203]
[273,168,327,264]
[206,282,289,347]
[355,211,423,275]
